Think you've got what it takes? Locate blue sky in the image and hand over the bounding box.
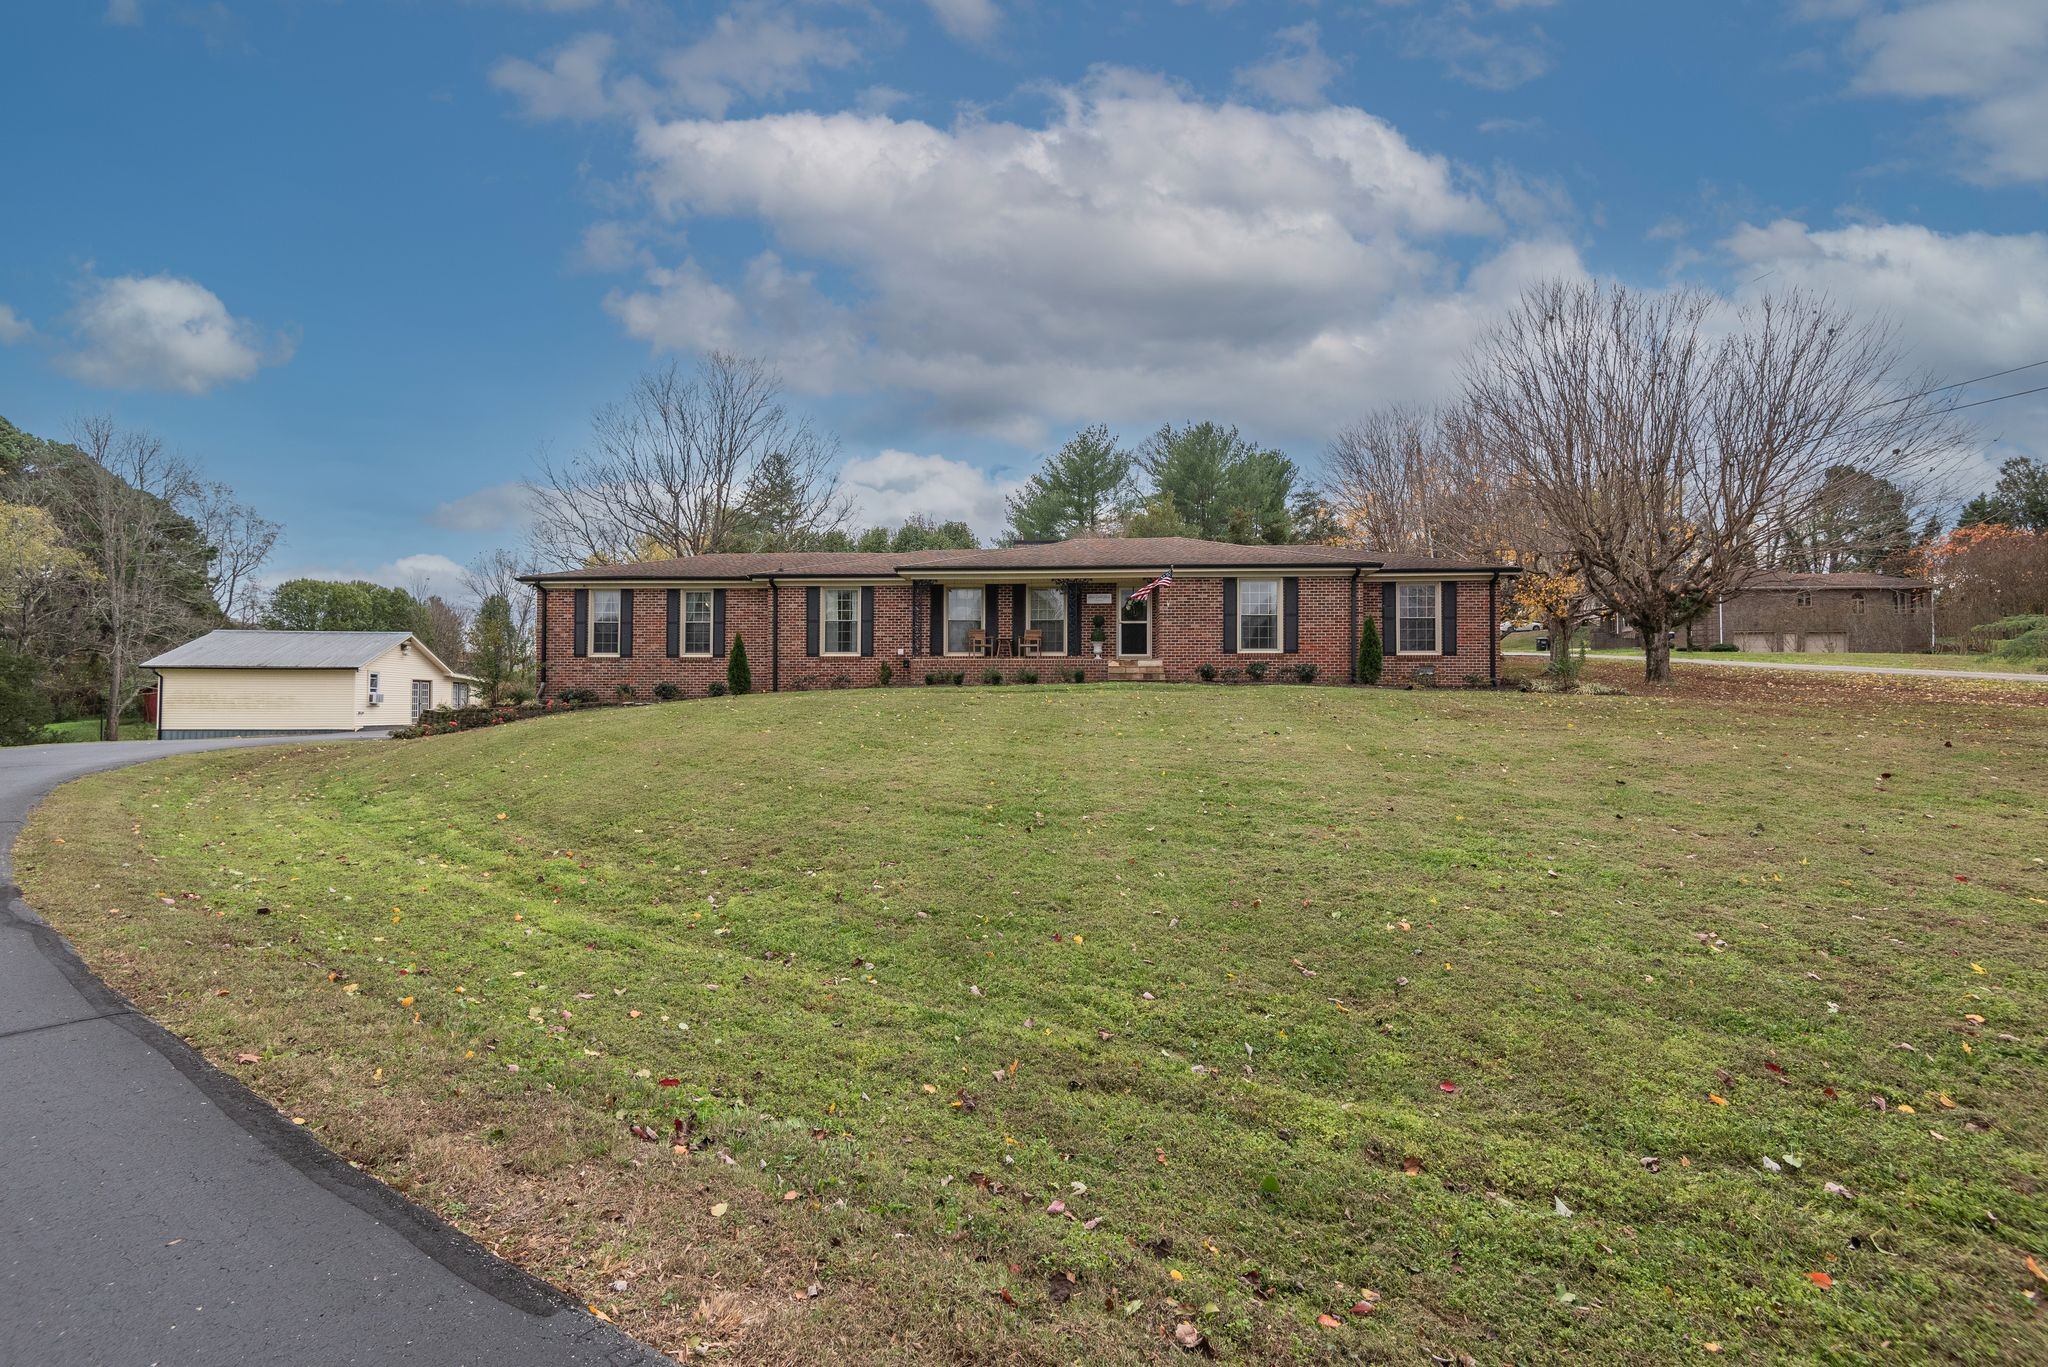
[3,0,2045,595]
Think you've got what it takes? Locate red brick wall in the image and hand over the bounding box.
[537,574,1504,694]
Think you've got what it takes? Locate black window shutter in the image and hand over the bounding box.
[860,586,876,657]
[1011,585,1026,645]
[618,588,634,657]
[1441,582,1459,656]
[805,586,821,656]
[665,589,680,658]
[1283,576,1300,653]
[929,584,944,655]
[1222,578,1238,653]
[1381,582,1397,652]
[983,584,999,640]
[573,588,589,658]
[1067,589,1081,656]
[713,588,727,658]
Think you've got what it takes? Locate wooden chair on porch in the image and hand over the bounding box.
[1018,630,1043,658]
[966,629,991,657]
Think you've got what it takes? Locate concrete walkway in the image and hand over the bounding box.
[0,735,671,1367]
[1502,651,2048,683]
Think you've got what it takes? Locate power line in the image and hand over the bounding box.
[1938,380,2048,416]
[1864,358,2048,412]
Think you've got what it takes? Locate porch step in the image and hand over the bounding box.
[1108,659,1166,682]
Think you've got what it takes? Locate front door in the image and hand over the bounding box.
[410,679,431,721]
[1118,589,1151,658]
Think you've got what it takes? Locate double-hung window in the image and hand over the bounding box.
[1396,583,1439,654]
[591,589,622,655]
[1238,578,1280,652]
[945,587,982,655]
[822,587,859,655]
[683,590,713,655]
[1027,587,1067,655]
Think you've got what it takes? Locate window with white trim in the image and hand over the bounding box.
[591,589,622,655]
[683,590,713,655]
[453,682,470,707]
[1397,583,1439,654]
[823,587,859,655]
[368,672,380,698]
[946,587,982,655]
[1238,578,1280,652]
[1027,587,1067,655]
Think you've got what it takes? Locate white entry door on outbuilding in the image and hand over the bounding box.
[142,630,477,739]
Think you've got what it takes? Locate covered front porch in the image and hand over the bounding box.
[910,576,1169,676]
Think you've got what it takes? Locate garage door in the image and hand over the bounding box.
[1732,633,1776,652]
[1802,633,1848,654]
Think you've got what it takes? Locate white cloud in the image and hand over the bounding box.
[0,303,31,345]
[659,2,861,117]
[105,0,142,26]
[491,32,620,121]
[1233,22,1342,108]
[1400,5,1555,90]
[607,68,1558,439]
[840,448,1022,537]
[1721,217,2048,489]
[261,552,471,604]
[57,272,289,394]
[1823,0,2048,183]
[429,482,536,533]
[923,0,1001,44]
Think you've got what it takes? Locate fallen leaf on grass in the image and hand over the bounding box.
[1316,1313,1342,1328]
[1807,1272,1833,1288]
[710,1202,728,1217]
[1402,1156,1423,1176]
[658,1078,681,1087]
[2026,1256,2048,1284]
[1438,1081,1458,1094]
[1707,1094,1728,1106]
[1173,1322,1204,1350]
[234,1051,260,1065]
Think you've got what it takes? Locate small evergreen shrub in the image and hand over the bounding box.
[1294,662,1318,683]
[1707,642,1738,652]
[653,681,682,701]
[1197,663,1216,681]
[925,672,945,685]
[952,672,966,686]
[707,680,728,697]
[877,661,893,686]
[506,685,533,704]
[1018,669,1038,683]
[1070,669,1086,683]
[556,687,598,705]
[727,634,752,695]
[615,683,637,701]
[982,669,1004,685]
[1246,659,1268,680]
[1357,617,1383,685]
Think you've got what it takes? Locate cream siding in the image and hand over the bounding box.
[354,640,466,725]
[159,668,358,734]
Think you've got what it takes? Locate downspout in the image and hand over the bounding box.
[1487,573,1499,688]
[1717,597,1724,645]
[768,577,781,693]
[1348,568,1360,684]
[153,669,165,741]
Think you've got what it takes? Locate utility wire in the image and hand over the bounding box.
[1937,380,2048,416]
[1867,357,2048,410]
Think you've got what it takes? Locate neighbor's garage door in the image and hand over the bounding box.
[1802,632,1848,653]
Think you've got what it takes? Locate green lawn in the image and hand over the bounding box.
[16,682,2048,1363]
[37,718,157,742]
[1503,638,2043,674]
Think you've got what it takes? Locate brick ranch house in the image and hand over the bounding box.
[1591,570,1934,653]
[522,536,1518,695]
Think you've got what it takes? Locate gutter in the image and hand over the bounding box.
[1348,568,1360,685]
[1487,573,1500,688]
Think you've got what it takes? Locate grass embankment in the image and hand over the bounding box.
[1502,637,2044,674]
[16,681,2048,1363]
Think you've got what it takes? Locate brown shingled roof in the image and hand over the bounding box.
[518,535,1520,583]
[1740,570,1927,591]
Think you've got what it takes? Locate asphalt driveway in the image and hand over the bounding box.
[0,734,671,1367]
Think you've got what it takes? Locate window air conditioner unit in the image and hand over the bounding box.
[368,691,384,705]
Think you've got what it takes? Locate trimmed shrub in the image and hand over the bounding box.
[952,672,966,686]
[615,683,637,701]
[727,635,752,695]
[878,661,893,687]
[653,681,682,701]
[1294,662,1318,684]
[1018,669,1038,684]
[1246,659,1268,681]
[556,687,599,705]
[1707,642,1738,652]
[1358,616,1383,685]
[925,672,945,685]
[506,685,533,704]
[982,669,1004,685]
[1070,668,1086,683]
[1197,663,1216,681]
[707,680,729,697]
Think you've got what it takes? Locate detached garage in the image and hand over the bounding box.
[144,630,476,740]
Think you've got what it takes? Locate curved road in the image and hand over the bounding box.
[0,736,671,1367]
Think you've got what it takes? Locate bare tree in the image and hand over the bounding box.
[191,481,280,623]
[1463,281,1961,681]
[63,416,208,738]
[463,547,538,686]
[526,353,845,566]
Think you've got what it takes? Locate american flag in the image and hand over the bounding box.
[1126,568,1173,603]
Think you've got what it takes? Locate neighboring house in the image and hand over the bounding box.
[1591,571,1934,653]
[521,535,1517,694]
[143,630,476,739]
